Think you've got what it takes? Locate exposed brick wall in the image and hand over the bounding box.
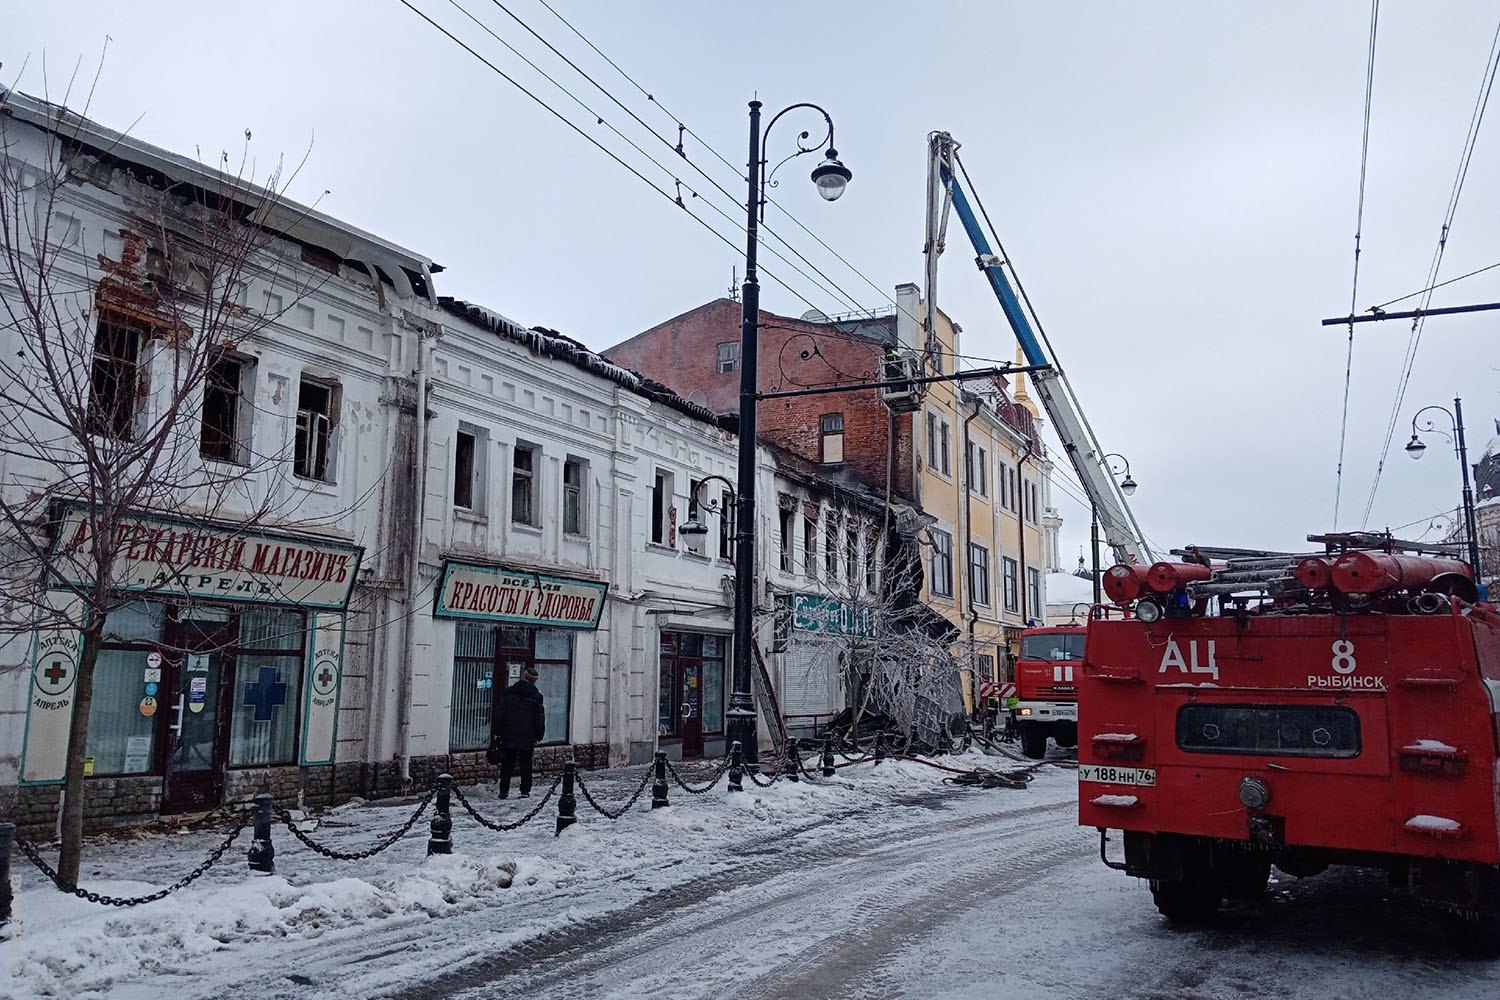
[605,299,909,501]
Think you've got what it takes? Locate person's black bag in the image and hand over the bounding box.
[485,734,503,765]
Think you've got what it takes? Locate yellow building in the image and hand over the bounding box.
[896,287,1055,711]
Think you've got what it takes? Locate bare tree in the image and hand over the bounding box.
[0,77,329,886]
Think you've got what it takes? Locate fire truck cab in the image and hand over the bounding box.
[1013,624,1085,758]
[1079,544,1500,953]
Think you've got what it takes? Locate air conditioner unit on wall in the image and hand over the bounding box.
[879,353,921,414]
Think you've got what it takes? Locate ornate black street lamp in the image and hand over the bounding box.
[677,475,737,539]
[728,100,851,765]
[1406,397,1482,580]
[1090,453,1137,606]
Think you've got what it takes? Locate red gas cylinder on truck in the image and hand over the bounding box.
[1078,538,1500,954]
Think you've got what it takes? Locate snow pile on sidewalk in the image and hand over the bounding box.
[1,753,1059,999]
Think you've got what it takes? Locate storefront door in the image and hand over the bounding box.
[659,632,726,758]
[160,617,234,813]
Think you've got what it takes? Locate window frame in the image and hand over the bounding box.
[1002,556,1020,612]
[200,352,254,465]
[651,469,674,545]
[930,528,954,598]
[512,443,539,527]
[821,412,845,464]
[293,375,338,483]
[969,543,991,607]
[715,341,739,373]
[563,456,587,536]
[87,310,146,441]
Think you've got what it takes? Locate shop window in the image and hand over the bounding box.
[652,469,674,545]
[1003,557,1020,613]
[84,602,166,774]
[512,444,538,526]
[294,376,337,481]
[200,353,253,464]
[821,413,845,464]
[87,311,145,440]
[659,631,726,740]
[718,489,734,560]
[229,609,305,766]
[533,629,573,743]
[716,341,738,373]
[778,506,794,572]
[563,456,587,536]
[454,423,488,512]
[970,544,991,607]
[930,529,953,598]
[449,623,495,750]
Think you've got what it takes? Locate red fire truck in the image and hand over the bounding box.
[1078,539,1500,952]
[1012,623,1086,759]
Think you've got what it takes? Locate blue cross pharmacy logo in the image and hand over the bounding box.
[243,666,288,723]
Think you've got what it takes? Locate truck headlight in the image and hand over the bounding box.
[1136,599,1162,623]
[1018,707,1032,717]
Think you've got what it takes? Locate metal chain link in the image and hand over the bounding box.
[451,772,562,832]
[276,789,433,861]
[746,766,777,787]
[574,766,653,820]
[15,811,249,907]
[664,757,728,795]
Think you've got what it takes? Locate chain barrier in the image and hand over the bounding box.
[451,773,562,832]
[15,811,249,907]
[277,789,434,861]
[574,767,654,820]
[664,757,729,795]
[746,766,777,788]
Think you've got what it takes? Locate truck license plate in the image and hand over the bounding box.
[1078,764,1157,787]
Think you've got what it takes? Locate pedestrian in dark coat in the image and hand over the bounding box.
[493,666,545,798]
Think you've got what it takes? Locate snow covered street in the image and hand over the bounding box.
[5,753,1500,999]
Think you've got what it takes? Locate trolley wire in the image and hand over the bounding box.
[1360,13,1500,527]
[1333,0,1381,529]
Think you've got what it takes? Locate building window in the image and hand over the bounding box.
[716,341,739,373]
[845,525,858,584]
[926,411,951,476]
[88,311,145,440]
[804,512,818,580]
[967,442,988,497]
[930,528,953,598]
[563,457,587,535]
[454,424,488,512]
[1026,481,1040,524]
[294,377,337,482]
[1027,567,1042,620]
[1008,467,1019,513]
[970,544,991,607]
[718,489,734,560]
[512,444,538,526]
[200,353,252,464]
[996,460,1009,510]
[978,652,995,685]
[825,512,841,580]
[652,469,674,545]
[1003,557,1020,613]
[865,534,879,594]
[779,505,794,572]
[772,595,792,653]
[821,413,845,464]
[229,609,306,767]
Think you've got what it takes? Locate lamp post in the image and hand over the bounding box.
[1405,397,1482,580]
[729,100,852,765]
[1091,454,1137,606]
[678,475,737,541]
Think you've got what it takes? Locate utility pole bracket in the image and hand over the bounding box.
[976,254,1004,270]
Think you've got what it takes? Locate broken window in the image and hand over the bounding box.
[454,425,488,512]
[201,353,251,464]
[804,511,818,580]
[512,444,537,526]
[716,341,738,373]
[87,312,145,440]
[293,377,337,481]
[563,457,586,536]
[718,488,734,560]
[651,470,674,545]
[779,506,794,572]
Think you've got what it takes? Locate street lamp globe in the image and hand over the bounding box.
[1120,474,1138,496]
[810,151,852,201]
[1405,435,1427,459]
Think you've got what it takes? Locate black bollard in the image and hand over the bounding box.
[727,741,744,793]
[909,726,920,756]
[938,724,954,756]
[961,721,974,754]
[874,732,886,764]
[782,743,800,782]
[427,773,453,856]
[821,734,836,777]
[651,751,669,809]
[247,793,275,874]
[555,760,578,836]
[0,821,13,931]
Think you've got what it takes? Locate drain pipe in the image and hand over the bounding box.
[398,320,432,788]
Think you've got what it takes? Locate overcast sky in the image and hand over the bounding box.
[7,1,1499,566]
